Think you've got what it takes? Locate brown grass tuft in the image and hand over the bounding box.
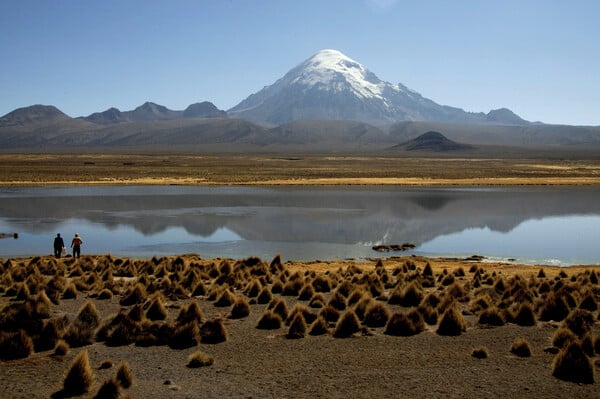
[385,311,423,336]
[62,283,78,299]
[562,309,594,337]
[119,283,146,306]
[328,290,347,311]
[552,342,594,384]
[0,329,34,360]
[146,297,168,321]
[214,288,236,307]
[169,321,199,349]
[319,305,341,323]
[53,339,70,357]
[116,361,133,388]
[539,293,570,322]
[257,286,273,304]
[187,351,214,368]
[511,338,532,357]
[308,316,330,336]
[268,297,289,320]
[97,288,113,300]
[477,307,505,327]
[93,378,120,399]
[437,304,466,336]
[200,319,228,344]
[513,302,536,326]
[256,310,282,330]
[363,302,390,328]
[63,349,94,394]
[552,327,577,349]
[229,296,251,319]
[176,302,204,325]
[286,313,307,339]
[333,309,361,338]
[472,347,488,359]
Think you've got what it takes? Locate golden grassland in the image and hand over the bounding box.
[1,153,600,185]
[0,254,599,398]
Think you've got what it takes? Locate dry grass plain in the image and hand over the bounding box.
[0,254,599,398]
[1,153,600,185]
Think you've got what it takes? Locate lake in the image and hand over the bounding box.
[0,185,599,266]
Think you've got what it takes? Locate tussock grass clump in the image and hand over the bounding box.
[470,294,492,313]
[477,307,505,327]
[256,286,273,304]
[53,340,69,357]
[511,338,532,357]
[540,293,570,322]
[77,301,101,329]
[552,342,594,384]
[563,309,594,337]
[437,304,467,336]
[333,309,361,338]
[176,302,204,325]
[214,288,236,307]
[552,327,577,349]
[268,297,289,320]
[286,313,307,339]
[308,293,326,308]
[146,297,168,321]
[34,319,61,352]
[97,288,113,300]
[311,275,332,293]
[398,281,424,307]
[93,378,120,399]
[471,347,488,359]
[595,335,600,355]
[187,351,214,368]
[513,302,536,326]
[200,319,228,344]
[63,349,94,395]
[384,310,424,336]
[116,361,133,388]
[119,283,146,306]
[363,302,390,328]
[229,296,251,319]
[537,269,546,278]
[286,304,317,326]
[579,293,598,312]
[309,316,329,336]
[328,290,347,311]
[417,304,438,325]
[169,321,199,349]
[0,329,34,360]
[62,283,78,299]
[319,305,341,323]
[256,310,282,330]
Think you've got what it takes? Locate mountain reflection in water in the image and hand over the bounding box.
[0,185,598,265]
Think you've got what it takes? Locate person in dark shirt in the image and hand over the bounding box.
[53,233,65,258]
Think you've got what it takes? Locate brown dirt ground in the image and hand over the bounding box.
[0,255,599,398]
[1,154,600,185]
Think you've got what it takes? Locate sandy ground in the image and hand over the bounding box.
[0,255,599,398]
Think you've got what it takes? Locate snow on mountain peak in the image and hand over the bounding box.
[290,49,392,100]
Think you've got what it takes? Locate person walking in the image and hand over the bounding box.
[71,233,83,258]
[53,233,65,258]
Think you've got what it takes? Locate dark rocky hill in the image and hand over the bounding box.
[392,131,473,152]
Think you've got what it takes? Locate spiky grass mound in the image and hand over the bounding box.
[308,316,329,336]
[63,349,94,395]
[436,304,466,336]
[0,330,34,360]
[94,378,120,399]
[116,361,133,388]
[513,303,536,326]
[256,310,282,330]
[471,347,488,359]
[333,309,361,338]
[200,319,228,344]
[477,307,505,327]
[384,310,424,336]
[363,302,390,328]
[187,351,214,368]
[229,296,251,319]
[510,338,532,357]
[552,342,594,384]
[286,313,307,339]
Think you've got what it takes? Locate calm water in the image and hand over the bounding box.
[0,185,599,265]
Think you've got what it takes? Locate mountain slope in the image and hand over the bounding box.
[229,49,527,126]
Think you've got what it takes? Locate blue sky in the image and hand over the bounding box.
[1,0,598,125]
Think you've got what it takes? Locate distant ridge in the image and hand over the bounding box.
[392,131,473,152]
[0,104,70,127]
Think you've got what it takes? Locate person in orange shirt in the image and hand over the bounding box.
[71,233,83,258]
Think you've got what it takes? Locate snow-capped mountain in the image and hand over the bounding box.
[229,49,527,125]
